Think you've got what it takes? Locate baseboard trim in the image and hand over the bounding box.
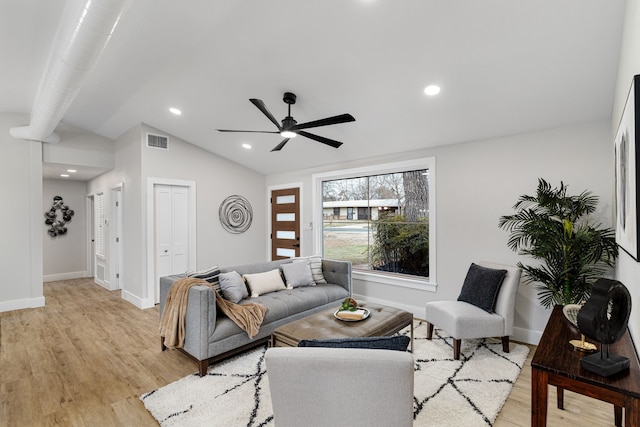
[352,293,426,319]
[43,271,88,283]
[513,326,542,346]
[121,290,154,309]
[0,296,45,313]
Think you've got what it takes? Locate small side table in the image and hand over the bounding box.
[531,305,640,426]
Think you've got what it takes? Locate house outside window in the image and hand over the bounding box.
[313,157,436,288]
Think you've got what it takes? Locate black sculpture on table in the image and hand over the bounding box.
[577,278,632,377]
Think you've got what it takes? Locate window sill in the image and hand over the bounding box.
[352,270,437,292]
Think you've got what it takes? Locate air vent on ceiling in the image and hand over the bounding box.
[146,133,169,150]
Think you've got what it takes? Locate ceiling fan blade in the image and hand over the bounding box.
[271,138,290,152]
[250,99,282,130]
[298,131,343,148]
[291,114,355,131]
[217,129,279,134]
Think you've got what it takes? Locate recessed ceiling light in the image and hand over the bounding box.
[242,143,252,149]
[60,174,70,178]
[169,107,182,115]
[424,85,441,96]
[67,169,77,173]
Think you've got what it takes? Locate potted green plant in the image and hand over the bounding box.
[498,178,618,308]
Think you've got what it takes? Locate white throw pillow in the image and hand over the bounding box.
[281,261,315,289]
[243,269,286,297]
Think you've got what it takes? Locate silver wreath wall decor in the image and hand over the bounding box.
[45,195,74,237]
[219,195,253,234]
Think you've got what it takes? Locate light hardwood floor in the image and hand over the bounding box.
[0,278,619,426]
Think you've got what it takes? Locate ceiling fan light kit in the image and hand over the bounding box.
[217,92,355,151]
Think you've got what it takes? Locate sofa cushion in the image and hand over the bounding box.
[457,263,507,313]
[298,335,410,351]
[281,261,315,289]
[243,269,287,297]
[218,271,248,303]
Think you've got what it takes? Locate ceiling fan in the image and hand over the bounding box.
[216,92,355,151]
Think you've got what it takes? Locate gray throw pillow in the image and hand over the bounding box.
[281,261,315,288]
[298,335,411,352]
[219,271,248,303]
[457,263,508,313]
[294,255,327,284]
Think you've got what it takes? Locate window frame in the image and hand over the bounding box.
[312,157,437,291]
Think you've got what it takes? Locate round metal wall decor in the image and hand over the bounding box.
[219,195,253,234]
[45,195,74,237]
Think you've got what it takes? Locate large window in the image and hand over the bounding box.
[313,158,436,287]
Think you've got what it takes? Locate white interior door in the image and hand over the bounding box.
[156,185,172,280]
[154,184,190,301]
[94,192,107,287]
[171,186,189,273]
[87,195,95,278]
[111,188,122,290]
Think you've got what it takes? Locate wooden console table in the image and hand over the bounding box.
[531,305,640,426]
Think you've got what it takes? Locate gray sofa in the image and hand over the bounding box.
[159,258,352,376]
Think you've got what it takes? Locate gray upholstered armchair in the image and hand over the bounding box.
[424,261,522,360]
[265,347,414,427]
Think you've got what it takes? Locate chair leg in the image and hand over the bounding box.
[453,339,461,360]
[160,336,166,351]
[501,336,510,353]
[426,322,434,340]
[198,359,209,377]
[615,405,623,427]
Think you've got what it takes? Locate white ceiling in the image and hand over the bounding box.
[1,0,626,178]
[42,163,112,181]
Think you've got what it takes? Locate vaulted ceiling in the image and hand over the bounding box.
[1,0,626,178]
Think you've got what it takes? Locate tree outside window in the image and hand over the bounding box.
[322,169,429,278]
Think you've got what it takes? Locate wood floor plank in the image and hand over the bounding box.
[0,278,621,426]
[495,343,618,427]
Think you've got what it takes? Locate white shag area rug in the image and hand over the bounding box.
[141,321,529,427]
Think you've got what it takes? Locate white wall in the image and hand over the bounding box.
[43,179,88,281]
[612,0,640,350]
[87,123,267,308]
[0,113,44,312]
[88,124,144,304]
[266,120,613,344]
[42,122,114,171]
[140,124,267,269]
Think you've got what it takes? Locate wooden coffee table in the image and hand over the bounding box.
[271,302,414,352]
